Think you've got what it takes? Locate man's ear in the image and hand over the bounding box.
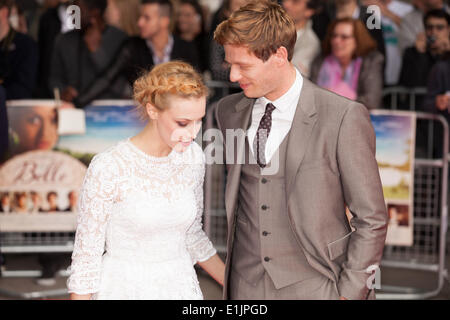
[272,46,289,66]
[161,15,171,29]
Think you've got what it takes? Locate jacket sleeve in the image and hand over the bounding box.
[335,102,389,300]
[357,52,384,109]
[73,42,131,108]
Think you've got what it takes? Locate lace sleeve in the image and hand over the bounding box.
[185,155,217,265]
[67,153,118,295]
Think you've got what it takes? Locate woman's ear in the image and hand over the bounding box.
[146,103,159,120]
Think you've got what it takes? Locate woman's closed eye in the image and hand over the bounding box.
[177,121,188,127]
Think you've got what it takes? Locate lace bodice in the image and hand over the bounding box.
[67,139,216,299]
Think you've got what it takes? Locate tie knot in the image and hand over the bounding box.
[265,103,276,115]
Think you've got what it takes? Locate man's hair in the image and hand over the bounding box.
[82,0,108,15]
[424,9,450,26]
[306,0,323,10]
[142,0,173,17]
[214,0,297,62]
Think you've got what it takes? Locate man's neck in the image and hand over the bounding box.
[148,29,170,53]
[0,22,10,42]
[265,65,297,101]
[336,1,358,19]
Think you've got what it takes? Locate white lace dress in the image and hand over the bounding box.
[66,139,217,300]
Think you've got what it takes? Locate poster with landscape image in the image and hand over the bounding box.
[370,111,416,246]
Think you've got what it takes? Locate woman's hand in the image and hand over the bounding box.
[197,254,226,286]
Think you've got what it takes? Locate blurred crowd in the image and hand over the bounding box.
[0,0,450,151]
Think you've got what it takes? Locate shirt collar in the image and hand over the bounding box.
[259,68,302,113]
[146,34,174,63]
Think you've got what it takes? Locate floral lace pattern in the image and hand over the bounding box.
[67,140,217,299]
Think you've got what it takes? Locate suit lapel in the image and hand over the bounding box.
[224,96,254,227]
[285,79,318,198]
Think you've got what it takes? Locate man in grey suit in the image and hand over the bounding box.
[213,0,388,300]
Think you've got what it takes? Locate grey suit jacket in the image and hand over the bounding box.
[214,78,388,300]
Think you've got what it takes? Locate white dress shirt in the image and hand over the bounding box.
[248,68,303,164]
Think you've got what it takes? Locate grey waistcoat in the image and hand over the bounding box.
[230,133,322,289]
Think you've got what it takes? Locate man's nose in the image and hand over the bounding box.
[229,65,241,83]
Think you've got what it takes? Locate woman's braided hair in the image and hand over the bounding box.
[133,61,208,119]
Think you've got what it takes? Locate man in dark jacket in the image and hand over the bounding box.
[399,9,450,87]
[36,0,72,98]
[0,0,38,100]
[69,0,200,108]
[48,0,128,104]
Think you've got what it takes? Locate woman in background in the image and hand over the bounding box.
[105,0,141,36]
[175,0,209,72]
[310,18,384,109]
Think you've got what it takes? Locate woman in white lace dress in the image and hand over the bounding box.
[67,61,225,300]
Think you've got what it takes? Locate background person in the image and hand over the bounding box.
[66,0,201,108]
[0,0,38,100]
[399,9,450,87]
[174,0,209,72]
[311,18,384,109]
[105,0,141,36]
[282,0,321,77]
[48,0,128,104]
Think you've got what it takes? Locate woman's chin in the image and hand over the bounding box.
[173,142,189,153]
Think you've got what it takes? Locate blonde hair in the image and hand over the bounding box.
[214,0,297,62]
[133,61,209,118]
[111,0,141,36]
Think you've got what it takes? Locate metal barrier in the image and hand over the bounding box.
[203,104,449,299]
[376,112,449,299]
[0,232,74,299]
[382,86,428,111]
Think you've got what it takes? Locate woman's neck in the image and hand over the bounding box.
[131,122,172,158]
